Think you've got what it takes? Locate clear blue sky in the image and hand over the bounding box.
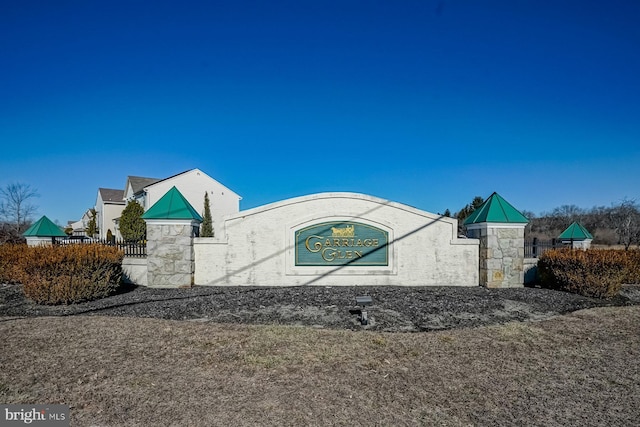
[1,0,639,225]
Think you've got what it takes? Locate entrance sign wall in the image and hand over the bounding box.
[194,193,479,287]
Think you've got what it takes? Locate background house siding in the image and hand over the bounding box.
[144,169,240,236]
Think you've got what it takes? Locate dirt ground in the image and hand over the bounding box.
[1,284,640,426]
[1,306,639,426]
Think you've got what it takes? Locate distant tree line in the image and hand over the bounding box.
[527,199,640,249]
[449,196,640,249]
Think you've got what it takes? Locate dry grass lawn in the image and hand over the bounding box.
[1,306,639,426]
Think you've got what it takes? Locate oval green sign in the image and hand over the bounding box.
[295,221,388,266]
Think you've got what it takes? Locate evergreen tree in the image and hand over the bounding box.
[455,196,485,224]
[120,200,146,241]
[201,192,214,237]
[86,208,98,237]
[454,196,485,235]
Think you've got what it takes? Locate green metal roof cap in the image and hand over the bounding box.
[22,215,67,237]
[463,192,529,225]
[141,186,203,221]
[558,221,593,240]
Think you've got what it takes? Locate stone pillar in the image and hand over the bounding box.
[467,223,526,288]
[145,219,200,288]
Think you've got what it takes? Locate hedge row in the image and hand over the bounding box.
[0,244,124,305]
[538,248,640,298]
[0,244,31,284]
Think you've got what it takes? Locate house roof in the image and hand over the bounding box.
[127,176,161,195]
[99,188,125,203]
[141,186,203,221]
[150,168,196,185]
[464,192,529,225]
[143,168,242,200]
[22,215,67,237]
[558,222,593,240]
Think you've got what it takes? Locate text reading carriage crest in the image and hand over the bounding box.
[295,221,389,266]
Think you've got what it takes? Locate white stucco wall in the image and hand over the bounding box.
[194,193,479,287]
[25,236,55,246]
[122,257,148,286]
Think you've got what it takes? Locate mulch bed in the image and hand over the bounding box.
[2,282,639,332]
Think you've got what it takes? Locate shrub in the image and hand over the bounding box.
[0,243,30,284]
[538,248,630,298]
[20,244,124,305]
[624,249,640,284]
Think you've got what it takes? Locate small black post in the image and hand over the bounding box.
[355,295,373,325]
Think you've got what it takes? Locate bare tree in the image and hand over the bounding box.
[0,182,39,233]
[609,198,640,250]
[532,204,585,239]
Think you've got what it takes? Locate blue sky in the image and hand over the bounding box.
[1,0,639,225]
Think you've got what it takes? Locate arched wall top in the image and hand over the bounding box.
[226,192,456,225]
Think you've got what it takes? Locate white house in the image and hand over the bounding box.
[95,188,126,239]
[68,209,93,236]
[122,176,162,208]
[111,169,241,237]
[134,169,241,235]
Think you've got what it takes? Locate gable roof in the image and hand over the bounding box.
[99,188,125,203]
[141,186,203,221]
[143,168,242,200]
[127,176,161,195]
[464,192,529,225]
[22,216,67,237]
[559,221,593,240]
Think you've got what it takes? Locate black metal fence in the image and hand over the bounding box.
[54,237,147,258]
[105,239,147,258]
[524,238,564,258]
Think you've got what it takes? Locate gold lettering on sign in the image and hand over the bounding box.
[298,222,387,266]
[331,225,355,237]
[320,248,364,262]
[305,235,324,252]
[305,235,381,252]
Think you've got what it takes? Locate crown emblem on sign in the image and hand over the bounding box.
[331,225,355,237]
